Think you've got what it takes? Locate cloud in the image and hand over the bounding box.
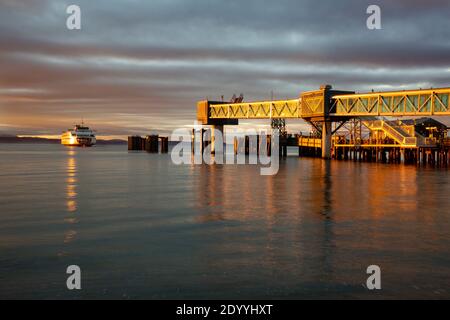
[0,0,449,136]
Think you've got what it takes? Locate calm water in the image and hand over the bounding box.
[0,143,449,299]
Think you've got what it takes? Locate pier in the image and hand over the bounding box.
[196,85,450,165]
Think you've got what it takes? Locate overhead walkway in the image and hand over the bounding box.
[197,85,450,158]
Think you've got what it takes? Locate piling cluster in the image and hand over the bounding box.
[127,129,450,167]
[127,135,168,153]
[192,128,289,157]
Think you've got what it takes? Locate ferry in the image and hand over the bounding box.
[61,123,96,147]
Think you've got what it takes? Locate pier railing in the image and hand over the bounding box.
[298,136,322,148]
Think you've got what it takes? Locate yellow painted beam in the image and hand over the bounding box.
[209,99,300,119]
[331,87,450,116]
[205,87,450,120]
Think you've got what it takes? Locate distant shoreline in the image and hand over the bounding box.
[0,136,127,145]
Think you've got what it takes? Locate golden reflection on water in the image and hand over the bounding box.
[66,152,77,212]
[194,158,427,225]
[64,149,78,244]
[193,159,338,281]
[195,160,330,221]
[366,164,418,218]
[191,159,438,289]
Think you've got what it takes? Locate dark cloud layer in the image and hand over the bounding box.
[0,0,449,137]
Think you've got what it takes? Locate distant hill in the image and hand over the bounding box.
[0,136,127,145]
[96,139,127,145]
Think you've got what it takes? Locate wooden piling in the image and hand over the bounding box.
[145,135,159,153]
[160,137,169,153]
[128,136,145,151]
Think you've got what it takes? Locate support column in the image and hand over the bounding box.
[321,121,332,159]
[245,136,250,155]
[211,125,223,155]
[198,128,206,155]
[160,137,169,153]
[191,129,195,154]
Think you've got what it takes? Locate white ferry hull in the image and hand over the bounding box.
[61,137,96,147]
[61,124,96,147]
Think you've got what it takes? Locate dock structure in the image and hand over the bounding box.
[331,117,450,165]
[127,135,169,154]
[196,85,450,164]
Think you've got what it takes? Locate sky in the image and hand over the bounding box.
[0,0,449,138]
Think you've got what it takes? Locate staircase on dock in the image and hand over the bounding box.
[362,117,434,147]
